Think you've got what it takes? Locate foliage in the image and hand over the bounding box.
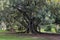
[0,0,60,33]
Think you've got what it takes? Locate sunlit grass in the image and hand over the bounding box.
[40,28,56,33]
[0,30,6,32]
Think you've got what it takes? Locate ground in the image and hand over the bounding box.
[0,33,49,40]
[0,30,60,40]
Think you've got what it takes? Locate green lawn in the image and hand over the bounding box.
[0,33,50,40]
[0,30,50,40]
[0,30,6,32]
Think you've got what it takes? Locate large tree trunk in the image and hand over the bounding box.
[26,17,40,34]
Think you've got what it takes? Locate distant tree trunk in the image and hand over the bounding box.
[10,27,16,33]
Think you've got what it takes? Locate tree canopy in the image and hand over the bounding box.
[0,0,60,33]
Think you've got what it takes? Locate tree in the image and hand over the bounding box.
[1,0,60,34]
[11,0,47,33]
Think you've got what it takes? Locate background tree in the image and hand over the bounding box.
[0,0,60,33]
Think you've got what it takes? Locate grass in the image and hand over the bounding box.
[0,30,50,40]
[0,29,50,40]
[0,30,6,32]
[0,34,50,40]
